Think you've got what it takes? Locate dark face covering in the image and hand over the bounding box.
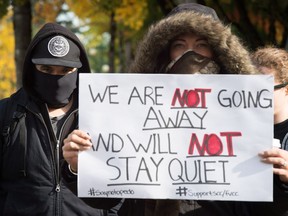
[166,50,220,74]
[33,69,78,108]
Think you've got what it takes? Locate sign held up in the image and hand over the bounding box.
[78,74,273,201]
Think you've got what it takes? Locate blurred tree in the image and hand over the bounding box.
[66,0,116,72]
[0,0,64,97]
[154,0,288,49]
[33,0,64,29]
[0,0,9,16]
[1,0,288,98]
[157,0,177,14]
[12,0,32,90]
[0,0,31,92]
[66,0,149,73]
[205,0,288,49]
[0,8,16,98]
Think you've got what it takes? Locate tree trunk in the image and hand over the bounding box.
[233,0,264,49]
[13,0,32,89]
[109,11,116,73]
[124,40,132,73]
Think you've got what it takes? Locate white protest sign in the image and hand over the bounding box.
[78,74,273,201]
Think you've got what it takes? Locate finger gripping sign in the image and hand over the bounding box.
[78,74,273,201]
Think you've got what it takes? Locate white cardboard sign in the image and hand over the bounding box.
[78,73,273,201]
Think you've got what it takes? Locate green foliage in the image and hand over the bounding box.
[0,0,9,18]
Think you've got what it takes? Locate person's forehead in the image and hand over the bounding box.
[258,66,276,75]
[173,32,207,41]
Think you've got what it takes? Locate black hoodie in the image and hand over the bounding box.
[0,23,119,216]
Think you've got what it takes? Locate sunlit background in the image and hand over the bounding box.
[1,0,288,99]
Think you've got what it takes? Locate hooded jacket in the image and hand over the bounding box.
[0,23,119,216]
[121,3,258,216]
[129,6,257,75]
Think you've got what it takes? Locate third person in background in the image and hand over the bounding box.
[245,46,288,216]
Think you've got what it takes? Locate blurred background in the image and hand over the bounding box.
[1,0,288,99]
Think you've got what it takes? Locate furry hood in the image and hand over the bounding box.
[129,9,257,75]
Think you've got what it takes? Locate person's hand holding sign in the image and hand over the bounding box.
[259,148,288,183]
[63,129,92,174]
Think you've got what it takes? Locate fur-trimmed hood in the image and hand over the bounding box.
[129,9,257,75]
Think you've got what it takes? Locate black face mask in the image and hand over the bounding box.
[166,50,220,74]
[33,69,78,108]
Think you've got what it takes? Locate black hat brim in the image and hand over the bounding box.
[32,58,82,68]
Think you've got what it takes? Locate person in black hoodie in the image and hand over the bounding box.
[0,22,119,216]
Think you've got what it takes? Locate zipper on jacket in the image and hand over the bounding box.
[55,139,61,193]
[55,139,61,216]
[53,108,78,216]
[47,108,77,193]
[55,109,77,191]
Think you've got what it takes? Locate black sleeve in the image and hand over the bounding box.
[196,200,249,216]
